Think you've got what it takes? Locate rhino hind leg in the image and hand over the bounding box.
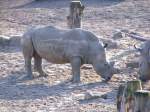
[70,56,81,83]
[34,52,48,77]
[22,36,34,79]
[24,57,34,79]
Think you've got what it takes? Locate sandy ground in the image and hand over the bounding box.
[0,0,150,112]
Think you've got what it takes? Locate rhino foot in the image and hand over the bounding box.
[72,80,80,83]
[71,77,80,83]
[21,74,34,81]
[27,74,34,79]
[39,72,48,77]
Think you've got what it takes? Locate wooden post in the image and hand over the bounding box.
[67,0,84,28]
[117,84,126,112]
[134,90,150,112]
[117,80,142,112]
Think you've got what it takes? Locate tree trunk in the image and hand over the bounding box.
[134,90,150,112]
[67,0,84,28]
[117,80,142,112]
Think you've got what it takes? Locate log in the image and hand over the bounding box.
[117,80,142,112]
[120,29,148,42]
[0,35,10,46]
[67,0,84,28]
[134,90,150,112]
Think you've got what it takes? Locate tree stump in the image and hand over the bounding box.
[134,90,150,112]
[67,0,84,28]
[117,80,142,112]
[117,84,126,112]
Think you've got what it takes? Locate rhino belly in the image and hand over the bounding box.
[33,39,69,64]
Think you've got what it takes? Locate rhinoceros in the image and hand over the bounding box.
[134,40,150,81]
[121,29,150,81]
[21,26,116,82]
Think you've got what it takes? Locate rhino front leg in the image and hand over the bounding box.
[70,56,81,83]
[34,53,48,77]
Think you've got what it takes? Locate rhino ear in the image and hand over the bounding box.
[134,44,142,53]
[103,43,108,48]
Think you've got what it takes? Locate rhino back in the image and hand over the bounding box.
[32,26,99,42]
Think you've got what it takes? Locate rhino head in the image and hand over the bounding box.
[93,61,117,81]
[134,41,150,81]
[138,58,150,81]
[90,42,118,81]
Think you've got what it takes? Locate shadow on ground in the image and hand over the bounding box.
[0,71,109,100]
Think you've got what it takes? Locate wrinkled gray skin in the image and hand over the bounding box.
[135,40,150,81]
[21,26,116,82]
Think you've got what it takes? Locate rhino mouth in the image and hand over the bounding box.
[105,77,111,82]
[100,72,112,82]
[102,68,120,82]
[101,77,111,82]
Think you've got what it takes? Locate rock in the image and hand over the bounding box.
[126,61,139,68]
[112,29,124,40]
[84,92,93,100]
[0,35,21,47]
[81,65,93,69]
[84,92,106,100]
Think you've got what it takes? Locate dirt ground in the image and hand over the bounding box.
[0,0,150,112]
